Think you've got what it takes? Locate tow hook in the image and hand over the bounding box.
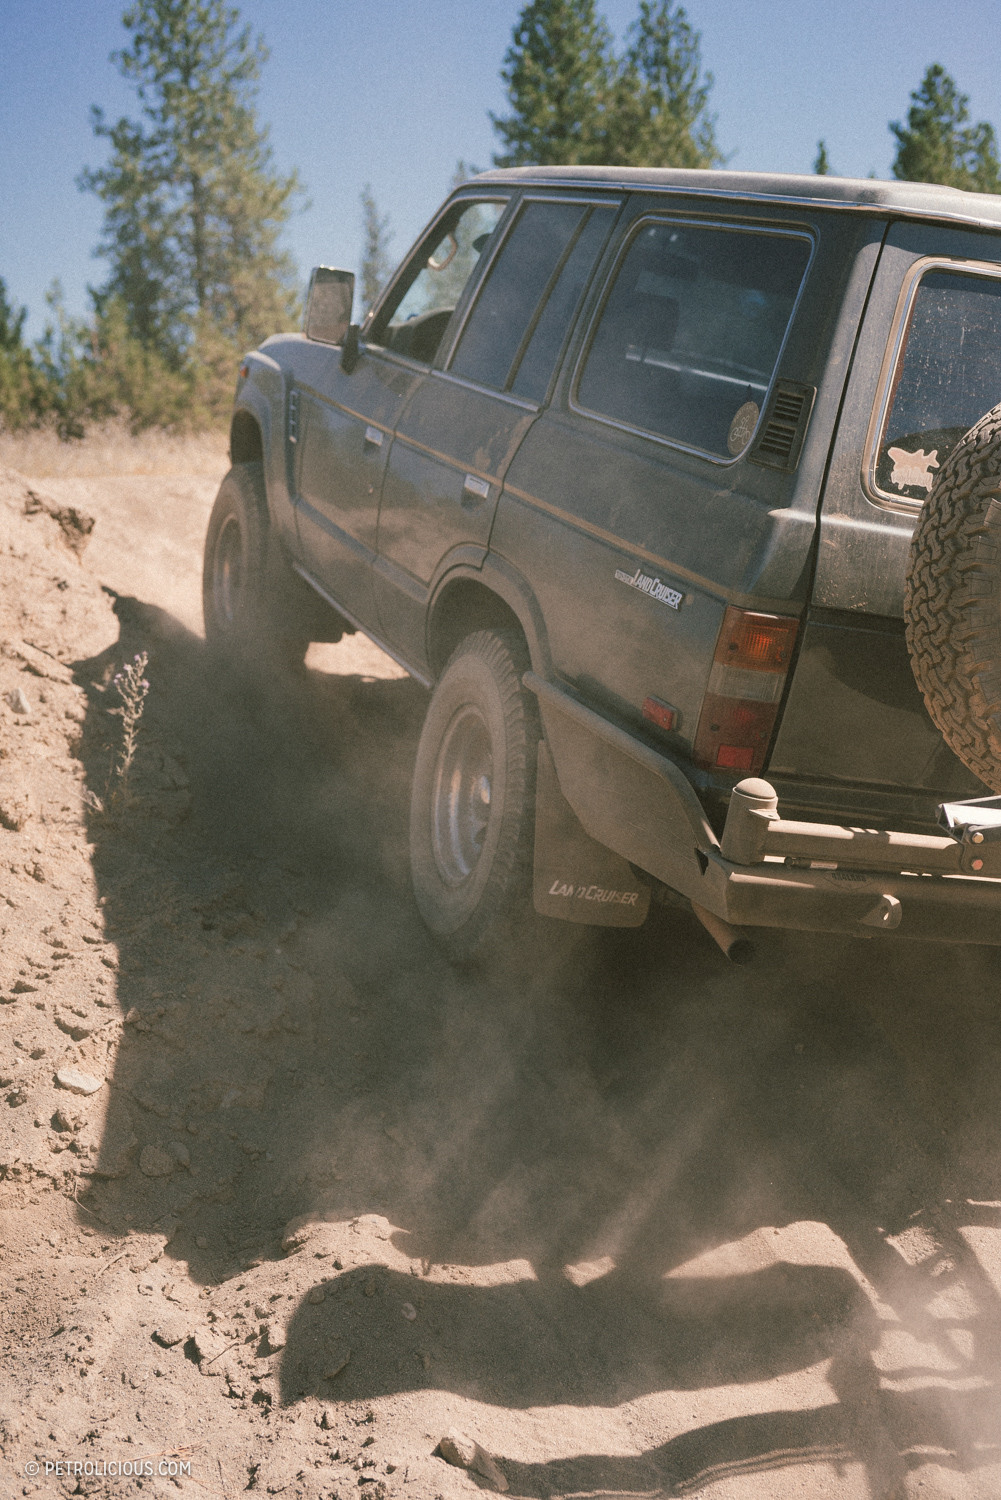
[858,893,902,930]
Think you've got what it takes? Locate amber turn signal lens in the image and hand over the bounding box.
[714,606,799,672]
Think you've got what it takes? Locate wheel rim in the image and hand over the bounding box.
[213,514,243,626]
[431,705,493,886]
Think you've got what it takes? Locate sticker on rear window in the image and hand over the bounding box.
[887,445,939,493]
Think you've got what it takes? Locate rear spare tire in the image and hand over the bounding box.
[905,401,1001,790]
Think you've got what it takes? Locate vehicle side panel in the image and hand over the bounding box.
[493,201,877,770]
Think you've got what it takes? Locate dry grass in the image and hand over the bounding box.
[0,421,230,478]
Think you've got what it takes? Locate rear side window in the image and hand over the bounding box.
[873,267,1001,503]
[575,220,812,459]
[449,200,588,391]
[512,206,617,402]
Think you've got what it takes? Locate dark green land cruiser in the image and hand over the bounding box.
[203,167,1001,959]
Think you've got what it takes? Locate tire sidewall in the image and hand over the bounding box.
[904,402,1001,790]
[202,463,269,648]
[410,632,535,954]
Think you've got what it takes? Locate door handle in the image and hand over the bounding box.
[462,473,491,505]
[364,425,384,448]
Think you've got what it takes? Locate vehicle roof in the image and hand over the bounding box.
[473,166,1001,230]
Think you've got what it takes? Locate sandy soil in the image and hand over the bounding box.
[1,455,1001,1500]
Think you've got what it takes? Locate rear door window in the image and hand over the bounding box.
[448,200,589,392]
[871,265,1001,503]
[511,205,617,402]
[574,220,812,459]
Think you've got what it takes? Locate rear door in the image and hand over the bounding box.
[770,218,1001,804]
[374,196,619,660]
[492,197,827,768]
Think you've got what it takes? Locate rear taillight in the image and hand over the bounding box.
[693,606,799,774]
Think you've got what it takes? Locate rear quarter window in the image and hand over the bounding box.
[573,220,812,460]
[870,264,1001,505]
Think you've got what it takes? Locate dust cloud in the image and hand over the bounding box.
[1,455,1000,1499]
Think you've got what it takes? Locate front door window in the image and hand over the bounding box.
[369,201,505,366]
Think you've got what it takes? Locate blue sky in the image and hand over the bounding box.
[2,0,1001,340]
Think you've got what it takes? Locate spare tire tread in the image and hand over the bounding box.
[905,403,1001,790]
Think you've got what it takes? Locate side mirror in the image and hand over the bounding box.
[304,267,354,346]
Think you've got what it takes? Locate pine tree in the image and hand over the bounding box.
[359,186,393,315]
[491,0,615,166]
[0,279,48,430]
[890,64,1001,193]
[813,140,831,176]
[610,1,722,168]
[451,160,483,189]
[79,0,303,366]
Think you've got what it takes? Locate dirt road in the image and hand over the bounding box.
[1,457,1000,1500]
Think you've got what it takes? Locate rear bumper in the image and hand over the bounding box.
[705,776,1001,942]
[700,851,1001,943]
[527,671,1001,946]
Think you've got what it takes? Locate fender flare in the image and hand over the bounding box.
[425,550,554,682]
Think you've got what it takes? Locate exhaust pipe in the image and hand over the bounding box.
[691,901,755,964]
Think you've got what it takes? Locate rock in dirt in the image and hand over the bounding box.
[262,1319,286,1352]
[438,1432,508,1492]
[11,637,73,683]
[139,1144,177,1178]
[152,1317,189,1348]
[281,1212,329,1253]
[168,1140,190,1168]
[4,686,31,715]
[0,789,33,831]
[55,1009,98,1041]
[191,1325,230,1369]
[22,486,95,554]
[322,1349,350,1380]
[55,1067,104,1096]
[307,1285,325,1304]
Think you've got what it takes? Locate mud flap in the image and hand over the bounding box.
[533,741,651,926]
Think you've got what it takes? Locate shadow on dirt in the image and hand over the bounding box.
[72,594,1001,1499]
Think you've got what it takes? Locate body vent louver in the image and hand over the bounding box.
[749,379,816,472]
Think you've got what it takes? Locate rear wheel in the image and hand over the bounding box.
[409,629,538,960]
[202,462,310,672]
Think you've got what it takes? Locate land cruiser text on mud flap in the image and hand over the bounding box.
[202,168,1001,961]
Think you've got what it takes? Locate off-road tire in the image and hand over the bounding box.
[202,462,309,673]
[905,402,1001,791]
[409,629,539,961]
